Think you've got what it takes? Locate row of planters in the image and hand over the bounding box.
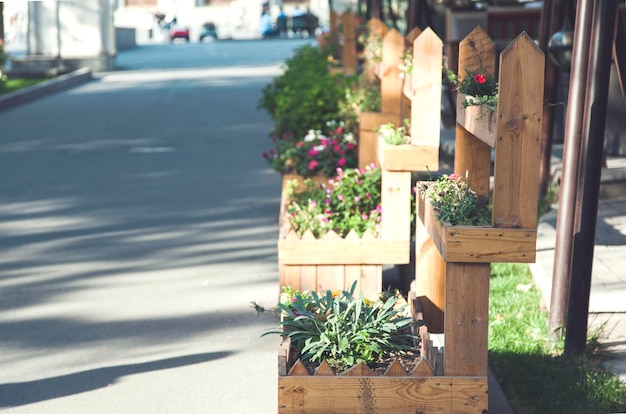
[255,13,545,413]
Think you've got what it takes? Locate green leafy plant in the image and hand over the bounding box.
[0,44,8,89]
[337,73,381,133]
[263,120,358,178]
[261,282,417,372]
[418,173,490,226]
[285,165,382,238]
[447,62,498,111]
[257,44,345,138]
[376,120,410,145]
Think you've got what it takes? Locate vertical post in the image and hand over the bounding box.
[454,27,494,206]
[565,0,618,355]
[548,0,594,341]
[342,12,358,75]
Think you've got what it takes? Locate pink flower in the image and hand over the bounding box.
[376,205,382,213]
[337,195,344,201]
[362,214,369,220]
[337,158,346,167]
[333,144,341,152]
[308,160,319,170]
[346,143,355,150]
[354,196,360,202]
[262,152,269,159]
[448,173,460,180]
[309,148,318,156]
[474,74,487,84]
[336,126,343,134]
[296,141,303,148]
[366,193,371,198]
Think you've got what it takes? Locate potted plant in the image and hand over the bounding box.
[448,63,499,146]
[278,165,408,297]
[252,283,488,413]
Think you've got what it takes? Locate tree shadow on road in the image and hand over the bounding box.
[0,351,233,408]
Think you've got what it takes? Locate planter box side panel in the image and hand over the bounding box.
[278,376,487,414]
[279,263,382,298]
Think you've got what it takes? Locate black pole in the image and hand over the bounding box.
[0,2,4,45]
[564,0,618,355]
[548,0,594,342]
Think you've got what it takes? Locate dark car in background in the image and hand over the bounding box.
[199,22,218,41]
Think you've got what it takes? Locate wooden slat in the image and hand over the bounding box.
[455,93,497,147]
[344,264,361,294]
[451,377,489,413]
[342,12,358,75]
[383,358,408,376]
[279,376,490,413]
[416,190,537,263]
[314,360,336,376]
[411,358,435,377]
[381,169,411,242]
[405,26,422,45]
[455,27,495,204]
[492,33,544,229]
[411,28,443,149]
[359,265,382,299]
[377,137,439,171]
[381,29,405,115]
[316,265,345,293]
[414,206,445,332]
[359,112,401,169]
[341,362,375,376]
[288,359,311,376]
[281,265,301,291]
[278,238,408,265]
[299,265,317,292]
[444,262,489,377]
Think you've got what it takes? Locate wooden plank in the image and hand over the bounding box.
[359,112,401,169]
[381,169,411,242]
[444,263,489,377]
[344,264,362,295]
[451,377,489,413]
[278,376,454,413]
[411,358,435,377]
[314,360,336,376]
[278,238,408,265]
[342,12,358,75]
[299,265,317,292]
[341,362,375,376]
[360,265,383,299]
[414,207,445,332]
[492,33,544,229]
[281,265,301,291]
[316,265,345,293]
[381,29,405,115]
[454,27,495,204]
[416,192,537,263]
[455,93,497,147]
[405,26,422,45]
[377,136,439,171]
[384,359,408,376]
[288,359,311,376]
[411,28,443,149]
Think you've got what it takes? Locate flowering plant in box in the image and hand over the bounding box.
[376,120,410,145]
[418,173,491,226]
[263,121,358,178]
[447,64,498,111]
[285,165,382,238]
[255,282,417,372]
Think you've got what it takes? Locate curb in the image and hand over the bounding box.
[0,67,93,112]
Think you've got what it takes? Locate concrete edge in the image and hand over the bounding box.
[0,67,93,112]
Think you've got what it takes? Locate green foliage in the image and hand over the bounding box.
[376,120,410,145]
[419,173,491,226]
[0,44,8,89]
[446,61,499,111]
[257,44,345,138]
[489,263,626,413]
[285,165,382,238]
[337,73,381,134]
[264,282,417,372]
[262,121,358,178]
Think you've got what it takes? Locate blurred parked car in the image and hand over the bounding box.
[199,22,218,41]
[169,25,190,42]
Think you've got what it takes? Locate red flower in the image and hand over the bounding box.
[473,74,487,84]
[296,141,303,148]
[308,160,319,170]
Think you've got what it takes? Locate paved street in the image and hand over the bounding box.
[0,39,312,413]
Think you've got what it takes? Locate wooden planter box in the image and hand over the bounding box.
[278,174,408,297]
[277,296,488,414]
[455,93,497,147]
[376,136,439,172]
[416,184,537,263]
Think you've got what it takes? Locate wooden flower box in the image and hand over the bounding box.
[277,295,488,414]
[376,136,439,172]
[455,93,497,147]
[416,185,537,264]
[278,174,408,298]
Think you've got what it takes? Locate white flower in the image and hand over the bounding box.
[304,129,322,142]
[343,133,356,144]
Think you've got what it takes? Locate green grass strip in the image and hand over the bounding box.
[0,78,49,96]
[489,263,626,413]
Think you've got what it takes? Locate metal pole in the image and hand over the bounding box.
[565,0,618,355]
[56,0,62,67]
[547,0,594,342]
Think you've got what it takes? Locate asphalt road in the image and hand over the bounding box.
[0,39,312,413]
